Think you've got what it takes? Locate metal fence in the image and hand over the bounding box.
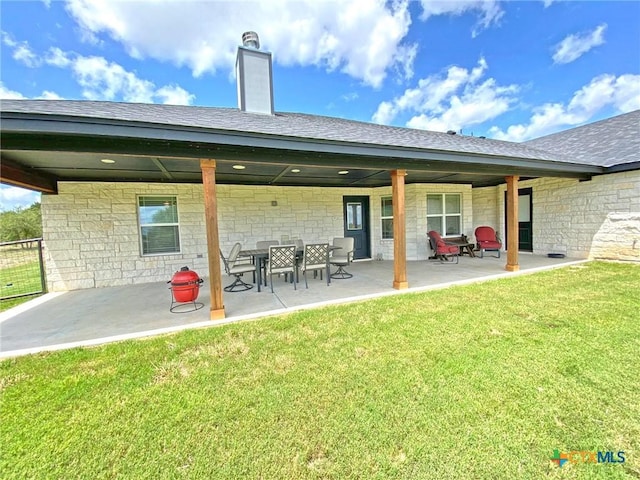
[0,238,46,301]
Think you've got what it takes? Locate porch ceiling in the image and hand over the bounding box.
[0,149,525,189]
[1,102,603,193]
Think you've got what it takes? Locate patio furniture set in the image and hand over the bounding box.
[170,227,500,311]
[427,226,502,264]
[220,237,355,293]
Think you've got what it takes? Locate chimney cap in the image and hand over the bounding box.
[242,31,260,49]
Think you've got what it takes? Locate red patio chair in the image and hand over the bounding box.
[427,230,460,264]
[474,226,502,258]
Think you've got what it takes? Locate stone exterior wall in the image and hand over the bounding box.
[370,186,394,261]
[42,172,638,292]
[472,170,640,261]
[348,184,473,261]
[41,181,476,291]
[41,183,210,291]
[414,184,474,260]
[216,184,358,254]
[470,186,500,235]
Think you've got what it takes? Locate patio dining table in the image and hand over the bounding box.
[239,245,336,292]
[238,247,302,292]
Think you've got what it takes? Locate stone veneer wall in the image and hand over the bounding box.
[41,183,210,291]
[414,184,474,260]
[472,170,640,261]
[42,181,476,291]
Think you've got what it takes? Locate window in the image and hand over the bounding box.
[346,202,363,230]
[381,196,393,239]
[426,194,461,236]
[138,196,181,255]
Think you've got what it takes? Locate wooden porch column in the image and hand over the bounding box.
[505,175,520,272]
[200,159,226,320]
[391,169,408,289]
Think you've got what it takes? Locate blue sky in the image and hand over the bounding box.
[1,0,639,210]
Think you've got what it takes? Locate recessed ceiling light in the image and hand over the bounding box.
[338,170,349,175]
[291,168,301,173]
[232,165,246,170]
[100,158,115,164]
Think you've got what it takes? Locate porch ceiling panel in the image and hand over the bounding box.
[1,106,605,192]
[0,147,579,191]
[41,168,190,181]
[2,133,597,177]
[3,150,162,172]
[0,128,601,176]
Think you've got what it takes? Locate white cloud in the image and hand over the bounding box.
[0,82,26,99]
[0,81,62,100]
[419,0,504,37]
[13,44,41,67]
[155,85,196,106]
[372,57,518,132]
[393,43,418,82]
[71,55,157,102]
[489,73,640,141]
[552,24,607,65]
[57,54,194,104]
[406,78,518,132]
[45,47,73,68]
[64,0,415,88]
[1,32,41,67]
[0,185,41,211]
[38,91,64,100]
[2,33,196,104]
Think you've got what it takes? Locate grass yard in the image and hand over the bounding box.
[1,261,639,479]
[0,246,44,311]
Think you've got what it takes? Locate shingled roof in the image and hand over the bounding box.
[525,109,640,168]
[2,99,628,192]
[1,99,581,165]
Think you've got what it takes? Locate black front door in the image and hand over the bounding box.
[504,187,533,252]
[343,196,370,259]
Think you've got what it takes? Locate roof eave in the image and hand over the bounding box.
[604,161,640,174]
[0,113,604,178]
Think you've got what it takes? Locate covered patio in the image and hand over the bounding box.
[1,99,602,324]
[0,254,583,357]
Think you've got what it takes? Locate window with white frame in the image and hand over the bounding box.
[138,196,181,255]
[426,193,462,236]
[381,196,393,239]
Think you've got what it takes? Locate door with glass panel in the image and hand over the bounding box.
[342,196,370,260]
[426,193,462,237]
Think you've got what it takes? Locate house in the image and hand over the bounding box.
[1,33,638,320]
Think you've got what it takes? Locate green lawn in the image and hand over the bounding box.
[0,259,43,311]
[1,261,638,479]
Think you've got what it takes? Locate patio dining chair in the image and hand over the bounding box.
[220,243,256,292]
[293,238,305,273]
[256,240,279,249]
[330,237,355,279]
[256,240,279,274]
[268,245,297,293]
[301,243,330,288]
[474,226,502,258]
[427,230,460,264]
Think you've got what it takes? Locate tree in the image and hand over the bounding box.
[0,202,42,243]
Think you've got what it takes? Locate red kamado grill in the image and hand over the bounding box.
[168,267,204,313]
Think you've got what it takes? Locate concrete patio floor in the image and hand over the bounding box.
[0,254,584,357]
